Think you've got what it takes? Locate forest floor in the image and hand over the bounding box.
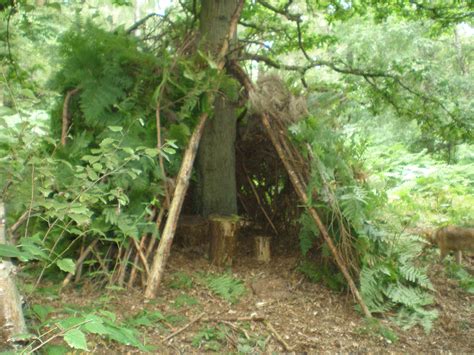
[30,245,473,353]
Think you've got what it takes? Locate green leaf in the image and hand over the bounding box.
[20,239,50,261]
[108,126,123,132]
[56,258,76,274]
[44,344,69,355]
[46,2,62,10]
[0,244,30,261]
[86,166,99,180]
[69,213,91,226]
[83,315,108,335]
[58,317,85,330]
[144,148,158,157]
[63,329,88,351]
[20,88,36,99]
[32,304,55,323]
[100,138,115,147]
[168,123,190,146]
[162,146,176,155]
[99,310,117,322]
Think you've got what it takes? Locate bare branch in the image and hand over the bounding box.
[126,13,165,33]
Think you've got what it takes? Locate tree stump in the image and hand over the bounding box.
[254,235,271,263]
[208,215,240,267]
[0,203,27,347]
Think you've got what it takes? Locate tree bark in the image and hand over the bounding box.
[196,0,239,217]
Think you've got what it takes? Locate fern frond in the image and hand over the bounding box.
[206,274,246,304]
[384,283,434,308]
[399,263,434,290]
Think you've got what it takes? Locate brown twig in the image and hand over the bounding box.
[74,239,85,283]
[264,320,295,352]
[128,234,148,288]
[164,312,205,342]
[62,239,98,288]
[92,245,109,275]
[203,314,264,322]
[131,237,150,277]
[240,159,278,235]
[156,101,171,208]
[8,210,29,244]
[116,245,133,287]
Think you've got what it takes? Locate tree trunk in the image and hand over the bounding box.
[144,0,244,299]
[196,0,238,217]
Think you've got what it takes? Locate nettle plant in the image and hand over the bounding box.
[0,113,173,281]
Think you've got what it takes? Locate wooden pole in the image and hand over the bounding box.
[260,114,372,318]
[144,113,208,298]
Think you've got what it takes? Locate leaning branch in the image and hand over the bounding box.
[61,88,80,147]
[229,61,371,317]
[126,13,165,34]
[256,0,300,21]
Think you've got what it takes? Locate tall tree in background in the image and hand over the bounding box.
[197,0,239,217]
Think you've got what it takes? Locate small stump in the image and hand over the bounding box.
[208,215,240,267]
[254,235,271,263]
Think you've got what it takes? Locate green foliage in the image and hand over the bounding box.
[298,259,345,291]
[356,318,399,344]
[173,294,199,309]
[445,262,474,294]
[292,110,437,330]
[235,323,267,353]
[192,326,227,351]
[331,18,473,160]
[126,310,166,328]
[391,306,438,333]
[1,113,167,279]
[169,271,193,289]
[50,21,160,143]
[2,0,472,340]
[364,129,474,227]
[203,273,246,304]
[358,226,437,331]
[28,308,154,352]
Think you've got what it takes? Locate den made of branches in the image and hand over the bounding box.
[3,16,368,313]
[5,1,469,343]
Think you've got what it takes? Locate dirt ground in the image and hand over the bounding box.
[28,246,473,353]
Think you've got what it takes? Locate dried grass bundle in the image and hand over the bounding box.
[249,74,308,125]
